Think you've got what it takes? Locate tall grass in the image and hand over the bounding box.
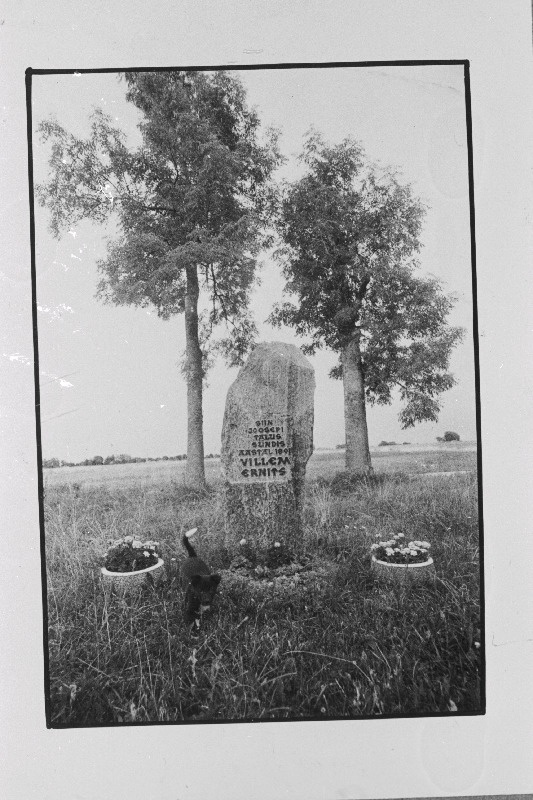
[44,471,482,725]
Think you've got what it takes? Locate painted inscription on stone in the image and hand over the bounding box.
[230,415,293,483]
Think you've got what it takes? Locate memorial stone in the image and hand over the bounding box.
[221,342,315,554]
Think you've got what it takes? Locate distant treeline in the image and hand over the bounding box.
[42,454,220,468]
[336,442,411,449]
[378,441,411,447]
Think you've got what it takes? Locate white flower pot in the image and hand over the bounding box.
[371,555,435,586]
[101,558,166,596]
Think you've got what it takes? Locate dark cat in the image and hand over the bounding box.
[181,532,221,625]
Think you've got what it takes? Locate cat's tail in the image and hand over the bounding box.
[182,528,198,557]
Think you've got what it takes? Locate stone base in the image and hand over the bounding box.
[224,480,304,555]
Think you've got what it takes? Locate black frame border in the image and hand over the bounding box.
[26,59,485,730]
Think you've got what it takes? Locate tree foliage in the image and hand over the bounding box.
[270,132,464,429]
[37,70,281,365]
[444,431,460,441]
[37,70,283,487]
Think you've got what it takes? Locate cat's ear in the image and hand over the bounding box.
[190,575,202,588]
[211,573,221,586]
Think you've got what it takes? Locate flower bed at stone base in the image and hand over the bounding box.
[222,554,338,605]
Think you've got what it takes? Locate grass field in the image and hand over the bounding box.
[44,441,477,489]
[43,444,482,725]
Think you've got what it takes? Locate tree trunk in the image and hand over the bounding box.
[341,334,373,474]
[184,265,206,488]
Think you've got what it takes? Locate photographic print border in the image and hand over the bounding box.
[26,59,485,730]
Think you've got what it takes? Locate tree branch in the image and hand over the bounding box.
[393,379,432,400]
[356,273,370,302]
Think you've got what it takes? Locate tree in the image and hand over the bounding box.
[444,431,460,441]
[37,71,281,488]
[270,132,463,474]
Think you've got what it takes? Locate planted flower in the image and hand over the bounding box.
[370,533,435,585]
[232,538,293,571]
[265,540,292,568]
[101,536,166,596]
[104,536,161,573]
[371,533,431,565]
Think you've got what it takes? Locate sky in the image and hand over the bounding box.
[31,64,476,462]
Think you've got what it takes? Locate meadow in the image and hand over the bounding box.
[44,442,477,488]
[43,444,482,725]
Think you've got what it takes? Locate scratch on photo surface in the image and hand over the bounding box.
[37,302,74,321]
[42,407,83,422]
[40,371,78,388]
[3,352,33,365]
[3,353,76,388]
[492,635,533,647]
[373,67,463,95]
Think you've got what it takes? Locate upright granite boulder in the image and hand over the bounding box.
[221,342,315,555]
